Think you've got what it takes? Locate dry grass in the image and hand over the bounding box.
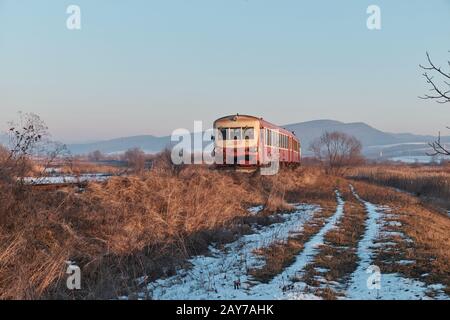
[33,161,122,176]
[0,160,320,299]
[347,164,450,210]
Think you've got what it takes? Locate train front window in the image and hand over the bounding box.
[243,128,254,140]
[220,128,228,140]
[218,127,254,141]
[229,128,242,140]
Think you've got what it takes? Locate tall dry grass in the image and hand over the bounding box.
[347,164,450,210]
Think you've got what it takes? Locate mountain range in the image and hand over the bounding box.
[66,120,450,160]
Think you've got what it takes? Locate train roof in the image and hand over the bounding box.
[214,114,299,139]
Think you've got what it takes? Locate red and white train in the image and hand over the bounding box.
[213,114,301,168]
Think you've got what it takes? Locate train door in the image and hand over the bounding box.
[259,128,265,166]
[289,137,295,162]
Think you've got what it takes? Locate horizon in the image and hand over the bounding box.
[53,118,450,145]
[1,0,450,142]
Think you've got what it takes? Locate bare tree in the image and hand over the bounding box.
[152,148,184,176]
[1,113,48,184]
[88,150,104,162]
[420,52,450,156]
[0,112,71,185]
[123,148,146,173]
[310,131,364,174]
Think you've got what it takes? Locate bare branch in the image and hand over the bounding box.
[420,52,450,156]
[426,132,450,156]
[420,52,450,80]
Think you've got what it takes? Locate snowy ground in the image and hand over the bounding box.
[345,185,448,300]
[22,173,112,185]
[145,192,347,300]
[138,187,448,300]
[148,203,320,300]
[250,191,345,300]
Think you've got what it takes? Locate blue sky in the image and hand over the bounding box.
[0,0,450,142]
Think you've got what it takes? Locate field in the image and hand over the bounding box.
[347,164,450,212]
[0,158,449,300]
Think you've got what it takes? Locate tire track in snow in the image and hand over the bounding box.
[247,190,345,299]
[344,185,383,299]
[146,204,319,300]
[346,185,448,300]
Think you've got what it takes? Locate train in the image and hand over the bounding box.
[213,114,301,168]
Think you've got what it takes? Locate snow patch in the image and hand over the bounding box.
[248,206,264,216]
[147,204,319,300]
[23,174,111,185]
